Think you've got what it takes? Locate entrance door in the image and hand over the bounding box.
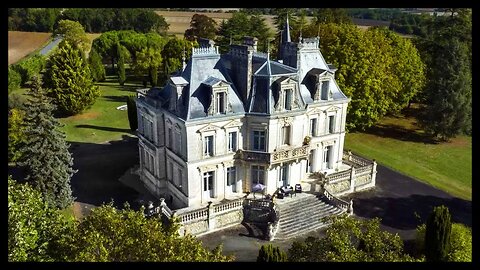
[203,171,214,198]
[227,167,236,193]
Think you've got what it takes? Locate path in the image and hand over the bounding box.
[39,35,63,56]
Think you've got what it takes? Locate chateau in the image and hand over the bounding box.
[136,19,375,212]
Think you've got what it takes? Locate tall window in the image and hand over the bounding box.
[282,126,290,145]
[168,127,173,148]
[144,119,153,141]
[216,92,226,114]
[284,89,292,110]
[176,168,182,187]
[203,171,214,192]
[310,118,317,137]
[145,151,155,175]
[174,130,181,153]
[321,80,330,100]
[251,165,265,186]
[227,166,236,186]
[228,131,237,152]
[253,130,266,151]
[204,135,214,157]
[328,115,335,134]
[168,162,173,181]
[279,165,289,186]
[323,146,332,169]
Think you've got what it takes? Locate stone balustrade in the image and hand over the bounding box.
[239,145,310,165]
[323,188,352,215]
[213,198,243,214]
[178,208,209,224]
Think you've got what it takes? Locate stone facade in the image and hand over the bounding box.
[135,20,375,210]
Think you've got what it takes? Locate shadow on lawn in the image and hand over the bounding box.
[75,124,131,133]
[103,95,129,103]
[351,194,472,230]
[68,135,141,209]
[364,123,438,144]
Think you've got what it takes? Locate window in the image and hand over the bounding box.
[227,166,236,186]
[204,135,214,157]
[282,126,290,145]
[310,118,317,137]
[176,168,182,187]
[144,119,153,141]
[284,89,292,110]
[328,115,335,134]
[228,131,237,152]
[279,165,289,186]
[216,92,226,114]
[321,80,330,100]
[323,146,332,169]
[253,130,266,151]
[168,127,173,148]
[203,171,214,192]
[168,162,173,181]
[174,131,181,153]
[251,165,265,185]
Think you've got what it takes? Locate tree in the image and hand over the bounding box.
[44,40,100,116]
[257,244,288,262]
[88,48,106,82]
[161,37,197,75]
[8,108,26,163]
[425,205,452,262]
[313,8,352,24]
[300,23,425,130]
[8,177,75,262]
[216,12,272,53]
[126,95,138,131]
[8,67,21,93]
[18,76,76,209]
[184,14,217,41]
[416,222,471,262]
[417,11,472,140]
[134,47,162,87]
[11,54,46,86]
[68,204,232,262]
[116,43,127,86]
[54,19,90,52]
[288,215,415,262]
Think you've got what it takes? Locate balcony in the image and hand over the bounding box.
[237,145,310,165]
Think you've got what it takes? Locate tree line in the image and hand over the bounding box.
[8,8,168,34]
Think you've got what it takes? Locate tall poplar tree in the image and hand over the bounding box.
[18,76,76,209]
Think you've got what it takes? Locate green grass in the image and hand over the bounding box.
[345,109,472,201]
[59,77,142,143]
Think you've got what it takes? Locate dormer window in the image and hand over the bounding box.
[216,91,226,114]
[321,80,330,100]
[284,89,293,110]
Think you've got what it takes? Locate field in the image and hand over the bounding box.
[345,106,472,201]
[8,31,52,65]
[59,77,141,144]
[157,10,277,36]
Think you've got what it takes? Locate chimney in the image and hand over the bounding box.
[197,38,215,48]
[243,36,258,52]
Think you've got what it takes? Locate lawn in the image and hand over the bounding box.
[58,77,142,144]
[345,107,472,201]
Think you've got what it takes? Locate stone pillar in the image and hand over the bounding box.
[348,150,352,162]
[349,167,355,193]
[348,199,354,215]
[207,201,215,232]
[158,198,166,216]
[371,160,377,187]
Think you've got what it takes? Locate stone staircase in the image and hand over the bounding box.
[274,193,344,240]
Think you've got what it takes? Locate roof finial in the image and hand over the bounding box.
[267,40,270,59]
[230,35,232,45]
[182,44,186,70]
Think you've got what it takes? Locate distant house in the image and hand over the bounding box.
[136,18,375,209]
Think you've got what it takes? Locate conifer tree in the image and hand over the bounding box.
[257,244,288,262]
[425,205,452,262]
[44,40,100,116]
[126,95,138,131]
[88,48,106,82]
[18,76,76,209]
